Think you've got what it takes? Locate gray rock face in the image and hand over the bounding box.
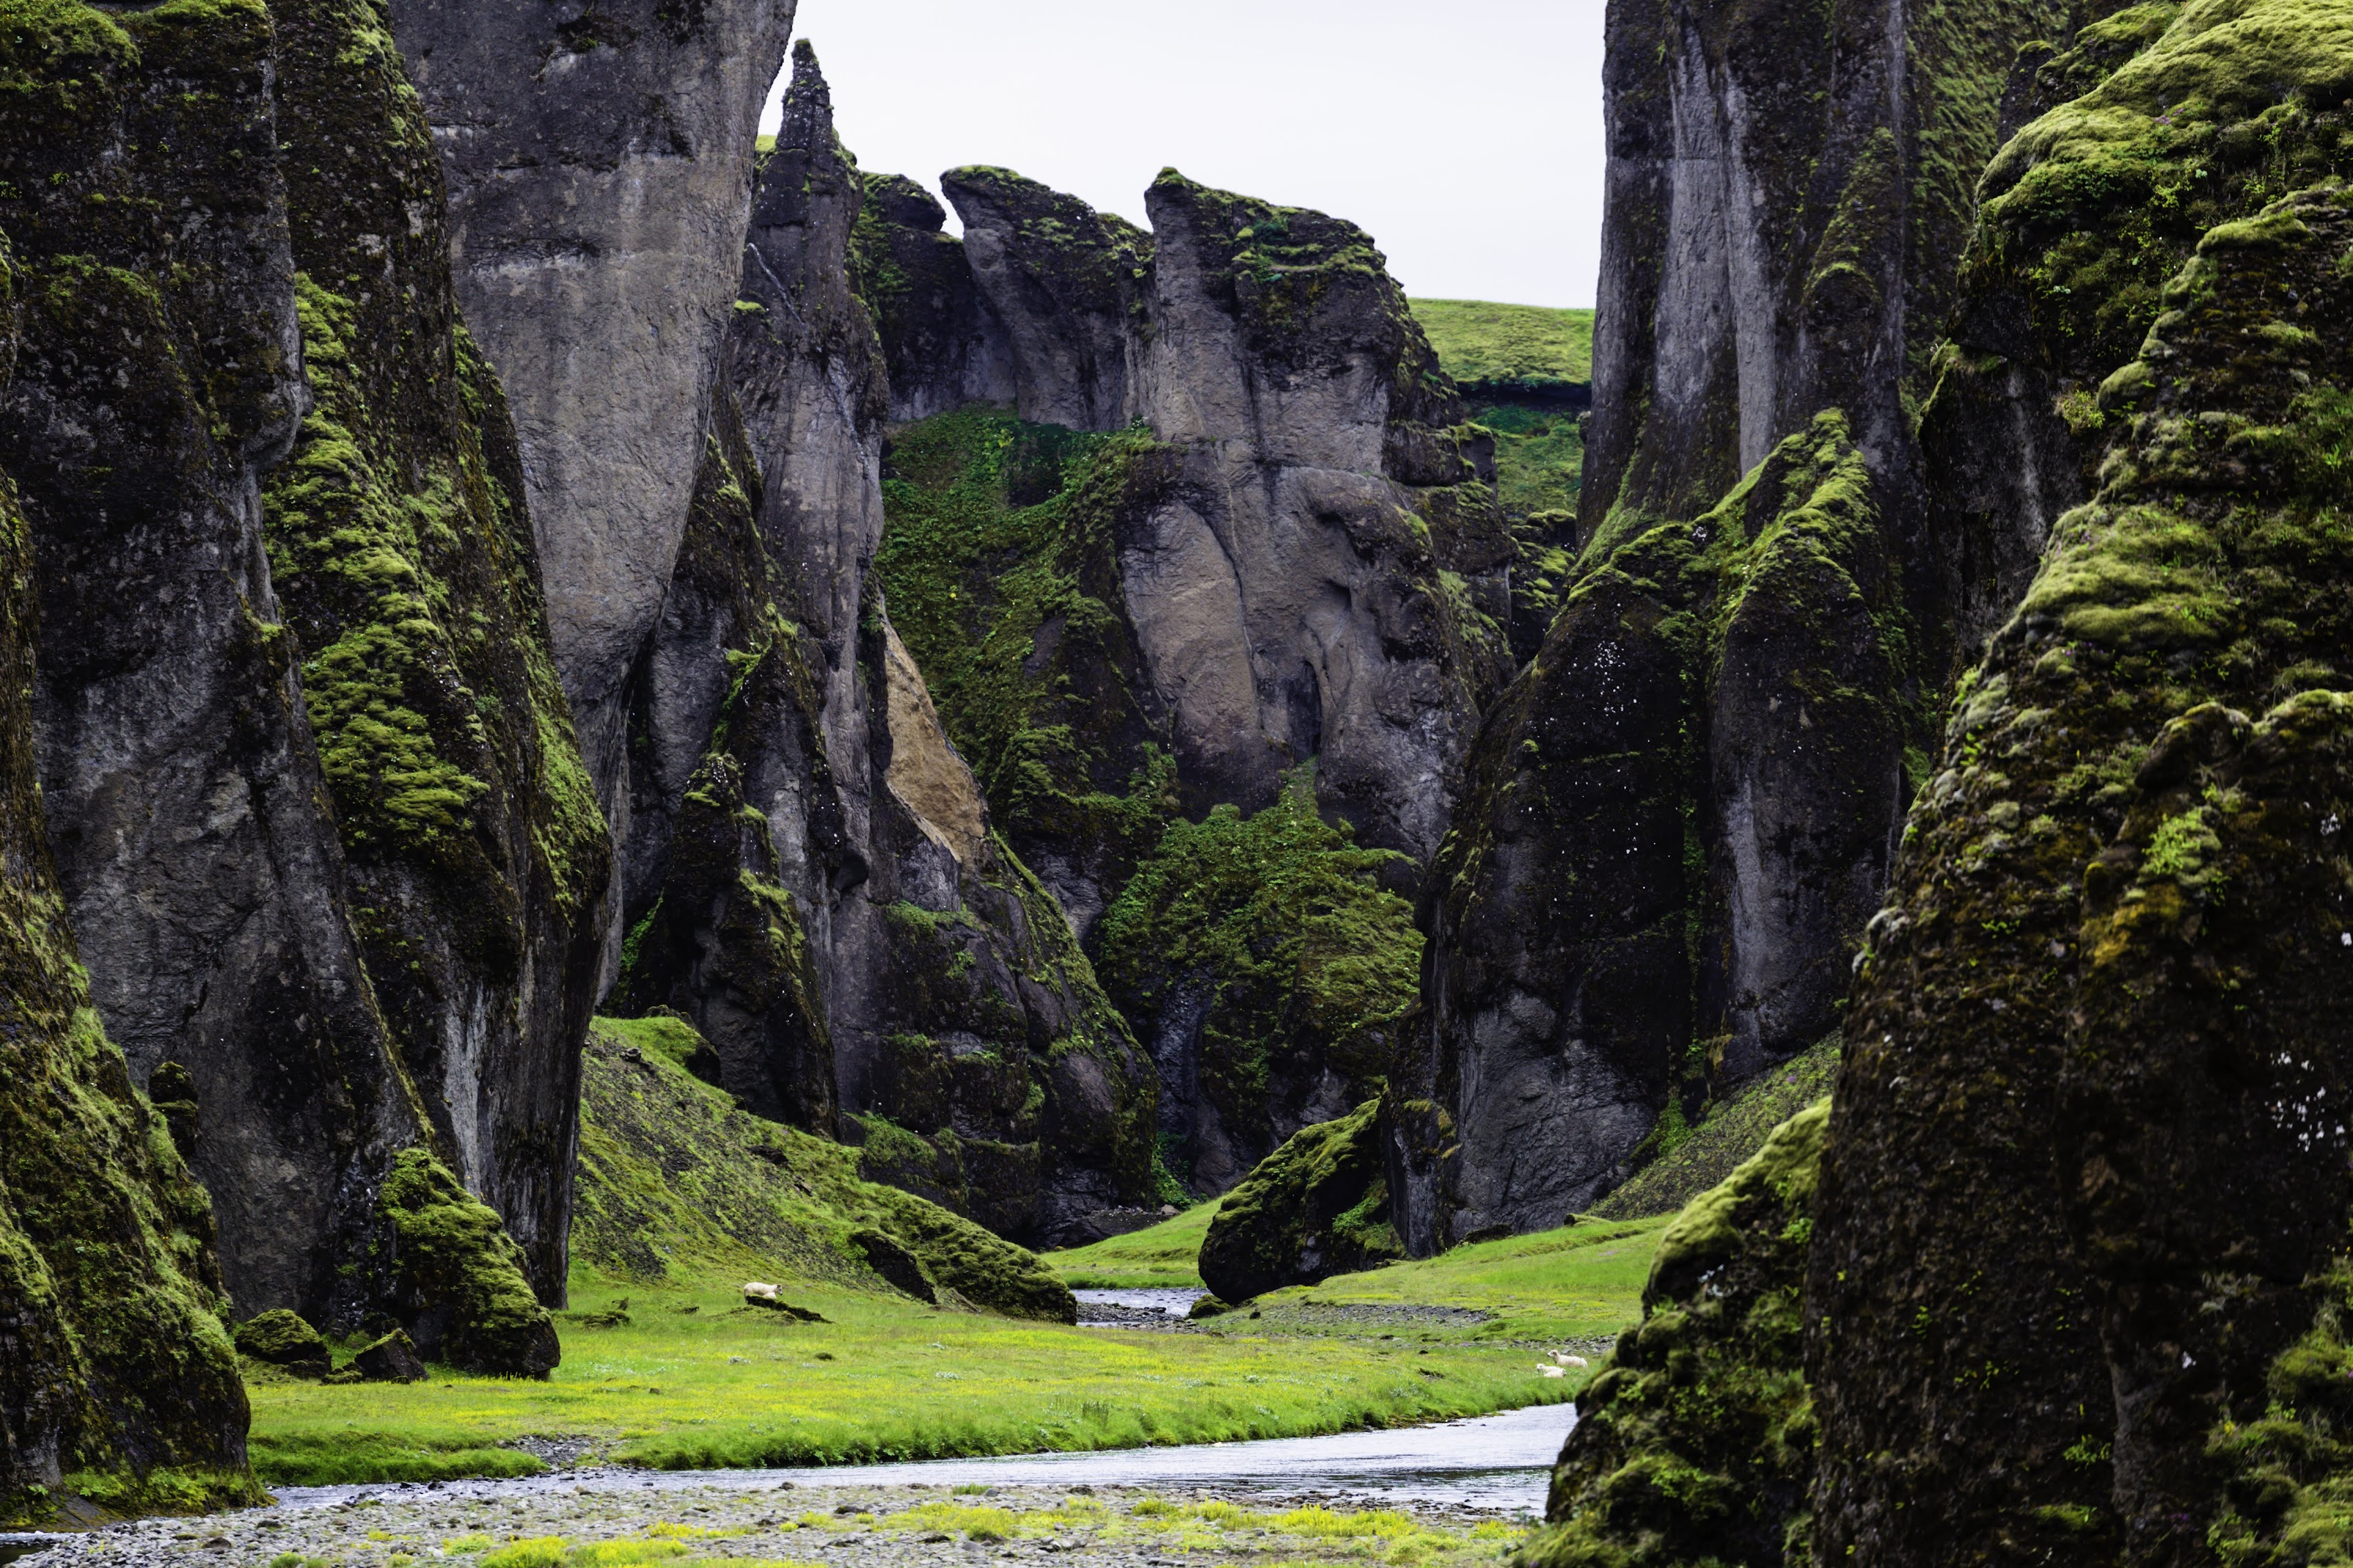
[614,51,1156,1245]
[0,0,435,1320]
[384,0,797,863]
[1386,0,2064,1249]
[264,0,613,1302]
[852,175,1017,422]
[1131,170,1510,869]
[940,167,1150,432]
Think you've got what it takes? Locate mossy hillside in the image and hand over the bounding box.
[1406,299,1593,396]
[1810,183,2353,1562]
[1096,777,1421,1190]
[0,266,257,1521]
[576,1017,1073,1324]
[259,0,610,1297]
[875,408,1176,911]
[1197,1100,1402,1304]
[1590,1035,1842,1222]
[1518,1103,1826,1568]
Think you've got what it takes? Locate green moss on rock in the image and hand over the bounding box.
[877,408,1176,915]
[0,230,257,1522]
[1813,174,2353,1565]
[234,1310,330,1378]
[374,1149,561,1379]
[1590,1037,1843,1223]
[1519,1102,1826,1568]
[1098,776,1421,1185]
[1197,1100,1402,1304]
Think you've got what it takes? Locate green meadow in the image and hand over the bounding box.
[242,1022,1663,1489]
[244,1205,1661,1488]
[244,1276,1577,1487]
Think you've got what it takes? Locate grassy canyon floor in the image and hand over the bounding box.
[240,1021,1663,1489]
[246,1209,1660,1488]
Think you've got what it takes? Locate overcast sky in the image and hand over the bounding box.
[763,0,1607,309]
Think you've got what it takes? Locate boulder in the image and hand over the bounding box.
[372,1149,561,1380]
[235,1310,331,1382]
[1198,1100,1403,1304]
[851,1229,937,1305]
[354,1330,428,1385]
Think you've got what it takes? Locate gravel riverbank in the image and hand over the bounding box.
[8,1478,1535,1567]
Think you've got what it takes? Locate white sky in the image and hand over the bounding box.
[763,0,1607,310]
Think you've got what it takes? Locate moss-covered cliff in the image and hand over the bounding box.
[1520,1102,1826,1568]
[0,223,257,1526]
[1390,0,2075,1255]
[1811,6,2353,1549]
[0,0,590,1402]
[1505,4,2353,1562]
[262,0,610,1303]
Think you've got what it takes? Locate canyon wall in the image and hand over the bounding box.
[862,165,1509,1196]
[607,47,1159,1245]
[384,0,796,972]
[1532,1,2353,1562]
[1384,0,2067,1249]
[0,212,257,1527]
[0,0,593,1343]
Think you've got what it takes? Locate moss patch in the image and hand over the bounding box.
[875,408,1175,905]
[1590,1037,1843,1221]
[1097,777,1420,1180]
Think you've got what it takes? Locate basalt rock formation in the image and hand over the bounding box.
[941,167,1150,433]
[0,0,586,1365]
[0,222,257,1519]
[609,46,1157,1247]
[1385,0,2069,1250]
[850,175,1016,423]
[1195,1097,1401,1304]
[1523,0,2353,1562]
[863,167,1509,1197]
[1810,18,2353,1562]
[384,0,796,941]
[264,0,610,1303]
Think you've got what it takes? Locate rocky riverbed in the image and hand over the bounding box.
[9,1480,1532,1567]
